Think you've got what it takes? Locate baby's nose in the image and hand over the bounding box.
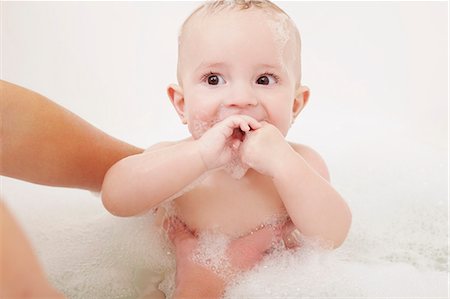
[223,85,258,107]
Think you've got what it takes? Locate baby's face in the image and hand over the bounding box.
[173,8,307,138]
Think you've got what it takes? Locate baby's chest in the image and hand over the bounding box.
[173,178,286,236]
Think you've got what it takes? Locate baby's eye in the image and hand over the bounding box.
[256,74,278,85]
[205,73,226,85]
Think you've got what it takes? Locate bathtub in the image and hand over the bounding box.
[2,1,448,298]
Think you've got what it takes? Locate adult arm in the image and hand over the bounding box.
[0,201,64,298]
[0,80,143,192]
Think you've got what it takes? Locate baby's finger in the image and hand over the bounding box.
[221,115,260,135]
[241,116,262,130]
[218,117,242,138]
[223,115,247,129]
[222,116,250,138]
[239,122,251,132]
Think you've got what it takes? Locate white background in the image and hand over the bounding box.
[2,0,447,209]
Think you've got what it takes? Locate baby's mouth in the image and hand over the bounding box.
[231,128,246,142]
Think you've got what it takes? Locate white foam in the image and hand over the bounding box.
[190,116,214,140]
[225,250,447,298]
[39,210,173,298]
[4,154,447,298]
[223,146,249,179]
[266,13,290,52]
[3,108,447,299]
[192,231,232,277]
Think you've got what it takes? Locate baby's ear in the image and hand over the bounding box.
[167,84,187,124]
[292,86,310,120]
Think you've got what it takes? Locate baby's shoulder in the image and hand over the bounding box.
[288,142,331,182]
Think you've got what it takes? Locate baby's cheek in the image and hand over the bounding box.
[188,115,217,139]
[268,110,292,136]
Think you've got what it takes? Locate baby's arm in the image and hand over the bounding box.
[240,123,351,248]
[274,144,351,248]
[102,140,206,216]
[101,115,260,217]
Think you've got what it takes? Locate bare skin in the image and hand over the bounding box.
[166,216,298,299]
[0,201,64,298]
[0,80,142,192]
[102,8,351,247]
[102,6,351,296]
[1,80,282,298]
[0,80,142,296]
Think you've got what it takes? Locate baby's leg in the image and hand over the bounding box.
[160,214,302,298]
[164,216,226,299]
[165,215,284,278]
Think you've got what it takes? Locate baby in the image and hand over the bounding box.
[102,0,351,282]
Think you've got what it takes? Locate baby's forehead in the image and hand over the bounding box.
[179,3,298,47]
[177,1,302,85]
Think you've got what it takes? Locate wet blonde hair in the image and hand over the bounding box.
[177,0,302,86]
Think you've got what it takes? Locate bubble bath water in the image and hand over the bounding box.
[192,231,232,276]
[5,187,445,299]
[3,112,448,298]
[3,141,448,299]
[2,125,448,298]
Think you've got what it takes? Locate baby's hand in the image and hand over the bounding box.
[240,122,293,177]
[196,115,261,171]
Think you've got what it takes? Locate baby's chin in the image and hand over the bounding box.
[225,164,249,179]
[223,149,249,180]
